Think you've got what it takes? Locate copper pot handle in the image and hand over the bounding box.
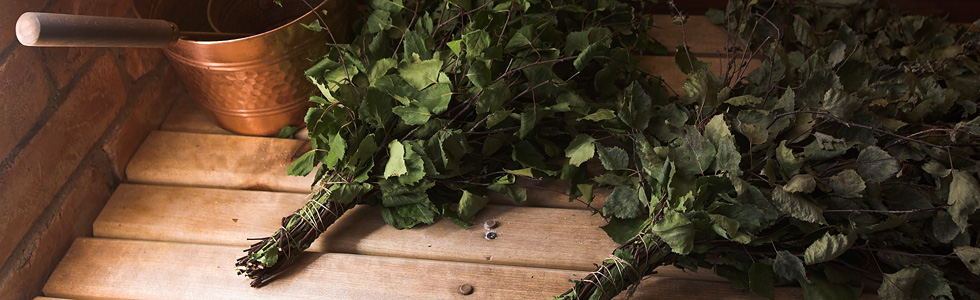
[16,12,248,48]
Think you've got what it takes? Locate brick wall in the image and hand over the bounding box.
[0,0,185,298]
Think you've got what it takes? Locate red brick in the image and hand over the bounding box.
[39,47,99,89]
[0,167,111,300]
[40,0,133,88]
[0,47,50,158]
[123,48,165,80]
[0,0,48,50]
[0,53,125,265]
[103,65,181,178]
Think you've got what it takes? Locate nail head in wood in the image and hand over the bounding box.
[483,219,498,230]
[458,284,474,295]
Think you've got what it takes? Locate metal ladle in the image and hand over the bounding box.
[16,12,249,48]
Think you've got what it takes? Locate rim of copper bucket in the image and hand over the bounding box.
[135,0,334,44]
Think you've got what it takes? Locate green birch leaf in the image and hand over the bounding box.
[948,170,980,232]
[276,126,300,138]
[705,8,725,25]
[793,15,815,47]
[446,39,462,56]
[618,82,653,130]
[505,168,534,177]
[704,114,741,176]
[398,58,442,90]
[349,134,378,168]
[954,246,980,275]
[518,108,540,139]
[392,104,432,125]
[828,169,866,198]
[601,218,647,244]
[652,210,696,255]
[489,175,528,203]
[505,28,533,50]
[748,261,775,300]
[368,58,398,84]
[804,232,853,265]
[572,43,595,71]
[359,87,395,127]
[603,185,642,219]
[457,190,489,220]
[370,0,403,12]
[773,250,810,284]
[328,183,372,204]
[485,110,510,128]
[596,146,629,171]
[708,213,740,239]
[565,134,596,167]
[804,132,849,162]
[383,140,408,178]
[785,174,816,193]
[773,88,795,112]
[419,83,452,114]
[932,210,960,243]
[827,40,847,67]
[402,30,431,60]
[475,81,511,113]
[773,186,827,224]
[578,109,617,121]
[398,142,427,185]
[564,30,590,55]
[725,95,764,107]
[287,150,317,176]
[776,141,804,178]
[323,132,346,169]
[856,146,900,184]
[466,59,491,88]
[683,70,720,107]
[675,46,710,74]
[801,274,861,300]
[878,266,953,300]
[669,126,716,178]
[462,29,491,58]
[365,10,392,34]
[577,183,594,205]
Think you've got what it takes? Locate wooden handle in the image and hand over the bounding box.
[16,12,179,48]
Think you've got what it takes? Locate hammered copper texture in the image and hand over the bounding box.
[136,0,355,136]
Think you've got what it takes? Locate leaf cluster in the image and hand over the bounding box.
[292,0,667,233]
[271,0,980,298]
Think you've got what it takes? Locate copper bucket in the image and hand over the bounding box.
[134,0,355,135]
[17,0,354,136]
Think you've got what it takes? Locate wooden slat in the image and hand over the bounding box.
[649,15,730,55]
[127,131,313,193]
[44,238,791,300]
[96,184,670,274]
[161,97,234,135]
[44,238,584,300]
[319,204,618,271]
[94,184,308,247]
